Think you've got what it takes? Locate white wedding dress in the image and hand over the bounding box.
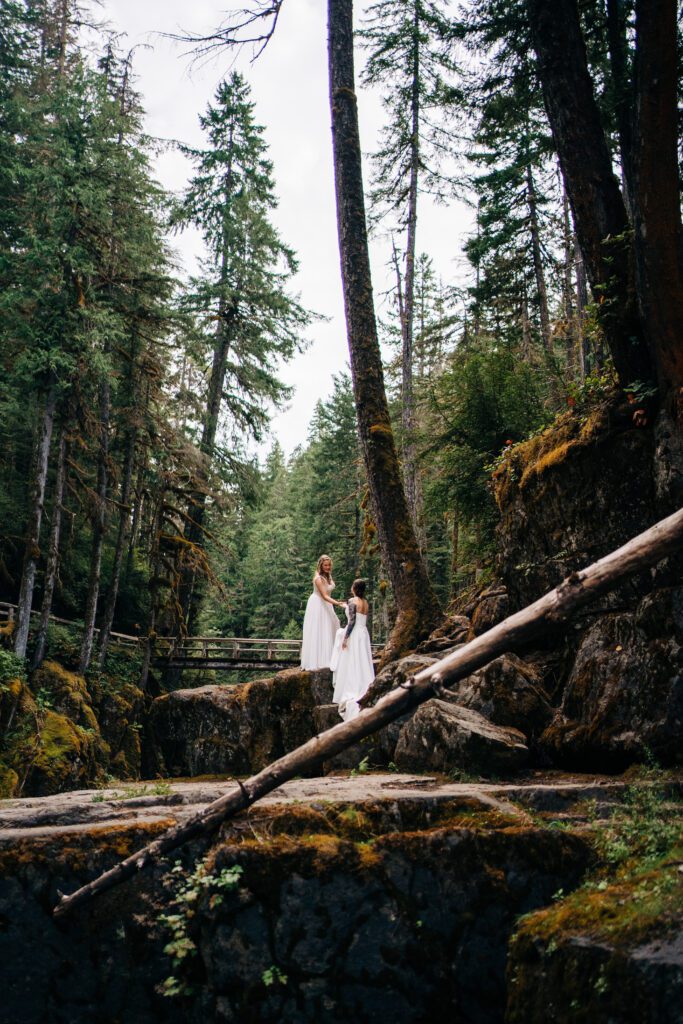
[330,601,375,722]
[300,577,339,670]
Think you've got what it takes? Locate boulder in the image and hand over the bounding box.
[358,654,439,766]
[361,654,438,708]
[394,700,529,776]
[493,409,658,610]
[149,668,334,777]
[313,705,370,771]
[540,587,683,770]
[415,615,470,655]
[450,653,553,739]
[469,586,510,636]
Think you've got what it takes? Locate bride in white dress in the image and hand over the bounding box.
[300,555,346,670]
[330,579,375,722]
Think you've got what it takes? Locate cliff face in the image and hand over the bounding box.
[489,405,683,771]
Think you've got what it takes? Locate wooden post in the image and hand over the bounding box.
[52,507,683,919]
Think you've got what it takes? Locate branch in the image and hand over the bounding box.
[53,506,683,919]
[167,2,283,64]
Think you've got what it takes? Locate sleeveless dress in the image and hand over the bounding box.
[330,601,375,722]
[300,577,339,670]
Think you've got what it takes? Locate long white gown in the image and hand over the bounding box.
[300,577,339,670]
[330,602,375,722]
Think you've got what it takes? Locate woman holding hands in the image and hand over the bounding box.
[300,555,346,670]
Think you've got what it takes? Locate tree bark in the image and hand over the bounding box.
[631,0,683,406]
[31,426,68,669]
[53,503,683,919]
[526,0,652,390]
[561,186,577,377]
[526,163,552,358]
[14,385,57,659]
[97,424,137,667]
[79,373,110,673]
[605,0,634,210]
[328,0,440,662]
[400,1,421,540]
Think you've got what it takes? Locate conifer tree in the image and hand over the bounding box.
[173,72,310,631]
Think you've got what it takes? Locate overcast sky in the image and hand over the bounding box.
[103,0,473,456]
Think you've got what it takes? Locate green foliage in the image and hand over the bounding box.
[592,768,681,868]
[262,966,288,988]
[0,649,26,685]
[159,859,244,999]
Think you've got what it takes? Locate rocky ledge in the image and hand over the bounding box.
[1,771,681,1024]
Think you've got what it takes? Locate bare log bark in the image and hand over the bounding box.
[328,0,440,661]
[53,504,683,919]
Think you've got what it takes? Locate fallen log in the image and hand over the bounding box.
[53,506,683,918]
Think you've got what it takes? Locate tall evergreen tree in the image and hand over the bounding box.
[173,72,311,631]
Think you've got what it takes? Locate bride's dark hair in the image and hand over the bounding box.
[315,554,333,583]
[351,578,366,598]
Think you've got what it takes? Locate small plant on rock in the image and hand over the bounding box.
[159,859,243,999]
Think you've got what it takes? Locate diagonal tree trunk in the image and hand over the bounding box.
[328,0,440,661]
[526,0,652,390]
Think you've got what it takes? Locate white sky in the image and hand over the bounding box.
[102,0,473,455]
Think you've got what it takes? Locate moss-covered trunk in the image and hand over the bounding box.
[327,0,440,661]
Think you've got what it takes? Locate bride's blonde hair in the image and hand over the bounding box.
[315,554,333,583]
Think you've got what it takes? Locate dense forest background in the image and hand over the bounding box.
[0,0,675,672]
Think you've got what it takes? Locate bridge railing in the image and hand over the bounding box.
[0,601,140,649]
[0,601,384,663]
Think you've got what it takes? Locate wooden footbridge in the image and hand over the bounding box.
[0,601,382,671]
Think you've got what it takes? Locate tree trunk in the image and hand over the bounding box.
[526,0,652,390]
[400,3,421,541]
[126,449,145,580]
[79,373,110,673]
[450,507,459,599]
[561,185,577,377]
[53,503,683,919]
[97,425,137,667]
[574,231,589,378]
[31,427,68,669]
[328,0,440,661]
[605,0,634,211]
[526,163,552,358]
[14,385,57,659]
[631,0,683,407]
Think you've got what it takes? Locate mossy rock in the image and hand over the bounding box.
[31,661,99,732]
[0,765,19,798]
[507,858,683,1023]
[27,710,100,796]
